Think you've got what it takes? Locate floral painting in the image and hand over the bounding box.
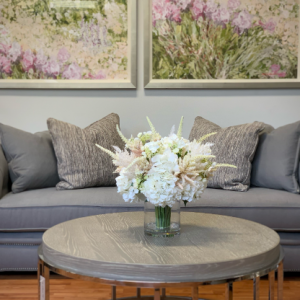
[152,0,299,80]
[0,0,134,85]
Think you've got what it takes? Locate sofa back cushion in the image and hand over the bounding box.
[0,124,60,193]
[47,113,124,190]
[251,121,300,194]
[189,116,265,192]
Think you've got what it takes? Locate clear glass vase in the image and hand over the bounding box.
[144,200,180,237]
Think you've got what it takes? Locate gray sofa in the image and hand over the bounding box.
[0,147,300,272]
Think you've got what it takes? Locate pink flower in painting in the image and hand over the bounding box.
[0,26,9,37]
[57,47,71,63]
[191,0,206,19]
[7,42,22,62]
[263,65,286,78]
[270,64,281,73]
[173,0,192,10]
[152,0,182,25]
[211,7,230,24]
[35,49,48,71]
[166,3,182,22]
[0,55,11,74]
[227,0,241,12]
[21,49,35,72]
[260,18,276,33]
[204,0,218,16]
[45,57,60,77]
[62,62,82,79]
[0,43,11,56]
[152,0,168,25]
[232,10,252,33]
[89,70,106,79]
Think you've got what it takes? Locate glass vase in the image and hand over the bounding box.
[144,200,180,237]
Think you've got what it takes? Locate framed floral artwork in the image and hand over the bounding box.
[0,0,136,89]
[144,0,300,89]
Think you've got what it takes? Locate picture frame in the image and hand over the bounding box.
[0,0,137,89]
[144,0,300,89]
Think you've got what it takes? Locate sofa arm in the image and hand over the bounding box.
[0,146,9,199]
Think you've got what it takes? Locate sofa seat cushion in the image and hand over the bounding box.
[0,187,300,232]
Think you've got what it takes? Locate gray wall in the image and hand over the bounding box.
[0,3,299,138]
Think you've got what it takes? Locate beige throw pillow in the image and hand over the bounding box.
[189,117,265,192]
[47,113,124,190]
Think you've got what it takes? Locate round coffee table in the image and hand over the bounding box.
[38,212,284,300]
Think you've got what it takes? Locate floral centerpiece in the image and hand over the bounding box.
[96,117,235,237]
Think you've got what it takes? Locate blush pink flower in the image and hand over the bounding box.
[191,0,206,19]
[204,0,218,16]
[211,7,230,24]
[57,47,71,63]
[7,42,22,62]
[173,0,192,10]
[232,10,252,33]
[260,18,276,33]
[44,57,60,77]
[0,43,11,56]
[166,2,182,22]
[89,70,106,79]
[152,0,182,25]
[270,64,281,73]
[35,49,48,71]
[228,0,241,12]
[21,49,35,72]
[0,55,11,74]
[263,65,286,78]
[62,62,82,79]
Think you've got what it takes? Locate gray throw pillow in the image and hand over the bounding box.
[189,117,265,192]
[251,121,300,194]
[0,124,60,193]
[47,113,124,190]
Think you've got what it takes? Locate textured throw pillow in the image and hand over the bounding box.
[251,121,300,194]
[0,147,9,198]
[47,113,124,190]
[189,117,265,192]
[0,124,60,193]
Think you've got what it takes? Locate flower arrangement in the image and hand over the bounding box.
[152,0,298,80]
[96,117,235,208]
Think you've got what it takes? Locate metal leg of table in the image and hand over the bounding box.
[44,264,50,300]
[154,289,161,300]
[269,270,275,300]
[37,259,43,300]
[277,261,284,300]
[225,283,233,300]
[253,276,260,300]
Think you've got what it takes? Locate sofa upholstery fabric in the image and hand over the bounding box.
[189,117,265,191]
[1,187,300,232]
[0,124,59,193]
[0,148,9,199]
[47,113,124,190]
[251,121,300,194]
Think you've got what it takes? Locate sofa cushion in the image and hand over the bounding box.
[0,187,300,232]
[0,124,59,193]
[251,121,300,194]
[47,113,124,190]
[189,116,265,192]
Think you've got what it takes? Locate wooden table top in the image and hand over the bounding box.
[41,212,281,283]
